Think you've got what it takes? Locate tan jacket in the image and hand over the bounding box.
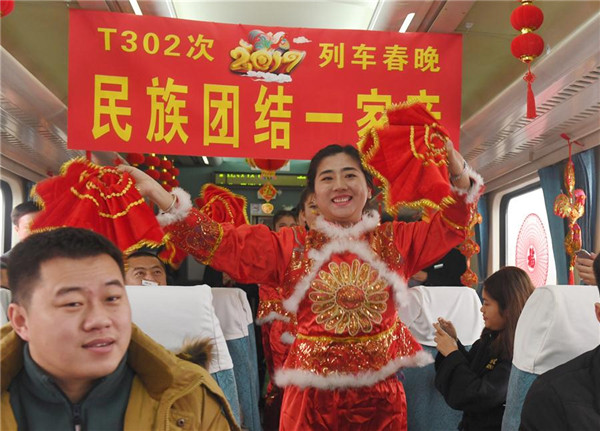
[1,324,240,431]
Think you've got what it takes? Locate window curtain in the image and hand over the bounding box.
[475,194,489,283]
[538,163,569,285]
[572,148,597,254]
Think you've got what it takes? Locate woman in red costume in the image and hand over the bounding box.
[120,128,482,431]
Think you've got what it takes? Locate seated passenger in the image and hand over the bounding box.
[434,266,535,431]
[520,254,600,430]
[1,227,238,430]
[125,250,168,286]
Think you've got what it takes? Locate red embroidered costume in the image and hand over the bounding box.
[157,177,481,430]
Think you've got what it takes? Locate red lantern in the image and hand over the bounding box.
[510,3,544,32]
[1,0,15,18]
[144,155,161,168]
[126,153,145,166]
[246,158,288,179]
[510,33,544,63]
[160,158,173,170]
[145,169,160,181]
[510,0,544,120]
[172,167,180,177]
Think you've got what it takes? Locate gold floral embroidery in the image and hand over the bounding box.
[309,259,388,336]
[486,358,498,370]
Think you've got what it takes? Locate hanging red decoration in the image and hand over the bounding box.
[510,2,543,31]
[0,0,15,18]
[145,169,160,181]
[144,154,161,168]
[246,158,288,179]
[553,134,586,285]
[458,211,482,288]
[126,153,145,166]
[510,0,544,119]
[258,181,278,202]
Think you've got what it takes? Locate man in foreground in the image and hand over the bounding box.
[1,227,238,430]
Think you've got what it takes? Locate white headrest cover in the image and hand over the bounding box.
[398,286,484,346]
[513,285,600,374]
[0,288,11,326]
[211,287,254,340]
[126,285,233,374]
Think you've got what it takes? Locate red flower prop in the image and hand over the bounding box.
[30,158,168,255]
[195,184,249,227]
[358,102,455,218]
[553,134,586,284]
[510,0,545,119]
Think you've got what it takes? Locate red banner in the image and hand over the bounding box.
[68,10,462,160]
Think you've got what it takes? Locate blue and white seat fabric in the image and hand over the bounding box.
[399,285,484,431]
[501,285,600,431]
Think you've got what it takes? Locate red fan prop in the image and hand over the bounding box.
[194,184,249,227]
[515,213,549,288]
[358,102,455,217]
[30,158,168,255]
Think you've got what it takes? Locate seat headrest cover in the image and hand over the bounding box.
[211,288,254,340]
[513,285,600,374]
[126,285,233,373]
[398,286,484,346]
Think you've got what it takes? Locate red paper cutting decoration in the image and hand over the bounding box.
[553,134,586,284]
[515,214,549,288]
[258,182,278,202]
[510,0,545,119]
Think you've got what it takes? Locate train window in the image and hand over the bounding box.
[1,180,13,253]
[501,185,557,287]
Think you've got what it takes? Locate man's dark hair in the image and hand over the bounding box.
[11,201,41,226]
[593,253,600,293]
[8,227,124,305]
[125,250,166,270]
[273,209,297,227]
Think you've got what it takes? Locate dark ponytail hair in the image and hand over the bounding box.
[482,266,535,360]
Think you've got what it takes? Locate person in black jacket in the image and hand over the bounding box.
[434,266,535,431]
[519,255,600,431]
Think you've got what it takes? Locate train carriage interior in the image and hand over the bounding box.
[1,1,599,431]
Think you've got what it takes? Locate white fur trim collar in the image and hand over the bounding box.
[255,312,291,326]
[274,350,432,389]
[313,210,380,239]
[450,164,484,205]
[156,187,193,226]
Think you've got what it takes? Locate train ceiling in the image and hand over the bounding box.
[1,0,599,192]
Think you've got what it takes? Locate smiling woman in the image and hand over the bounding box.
[119,132,482,429]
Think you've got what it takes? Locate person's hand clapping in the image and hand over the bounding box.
[433,321,458,357]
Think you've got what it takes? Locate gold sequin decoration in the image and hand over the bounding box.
[309,259,388,336]
[287,320,419,375]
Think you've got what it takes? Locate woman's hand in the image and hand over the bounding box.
[445,140,470,190]
[437,317,457,340]
[433,322,458,356]
[117,164,174,211]
[575,252,597,285]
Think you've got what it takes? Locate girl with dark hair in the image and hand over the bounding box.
[434,266,535,431]
[120,137,482,430]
